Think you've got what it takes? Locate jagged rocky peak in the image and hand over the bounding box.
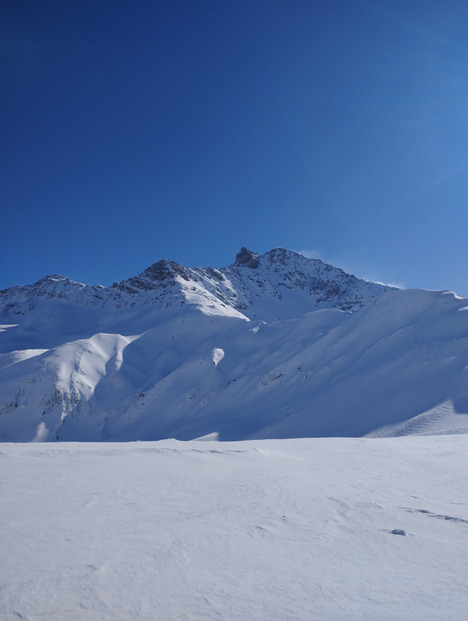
[33,274,69,286]
[261,248,359,282]
[110,258,193,296]
[234,247,323,270]
[140,259,190,282]
[234,247,260,269]
[264,248,309,265]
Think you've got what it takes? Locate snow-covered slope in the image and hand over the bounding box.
[1,248,467,442]
[2,436,468,620]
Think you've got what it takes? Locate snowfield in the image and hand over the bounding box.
[2,435,468,620]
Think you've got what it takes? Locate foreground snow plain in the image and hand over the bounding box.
[2,435,467,620]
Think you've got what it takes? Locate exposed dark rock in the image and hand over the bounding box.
[234,247,260,269]
[0,247,394,320]
[138,259,191,284]
[206,267,225,281]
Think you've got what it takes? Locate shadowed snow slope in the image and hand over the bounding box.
[1,437,468,620]
[1,248,467,441]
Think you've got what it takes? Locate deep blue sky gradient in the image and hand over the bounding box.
[2,0,468,295]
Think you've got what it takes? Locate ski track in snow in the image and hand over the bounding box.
[1,436,467,621]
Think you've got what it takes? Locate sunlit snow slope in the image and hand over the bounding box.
[1,248,468,441]
[2,437,468,620]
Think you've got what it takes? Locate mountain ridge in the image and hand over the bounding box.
[1,248,467,443]
[0,247,393,324]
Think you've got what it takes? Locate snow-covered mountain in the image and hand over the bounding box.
[1,248,467,442]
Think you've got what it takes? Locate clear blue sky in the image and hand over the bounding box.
[2,0,468,296]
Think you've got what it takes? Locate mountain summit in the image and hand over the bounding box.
[1,249,467,442]
[234,247,260,268]
[0,248,392,323]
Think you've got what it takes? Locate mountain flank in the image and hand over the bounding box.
[1,248,467,442]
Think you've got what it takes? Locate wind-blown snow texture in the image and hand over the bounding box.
[1,248,468,442]
[1,437,468,620]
